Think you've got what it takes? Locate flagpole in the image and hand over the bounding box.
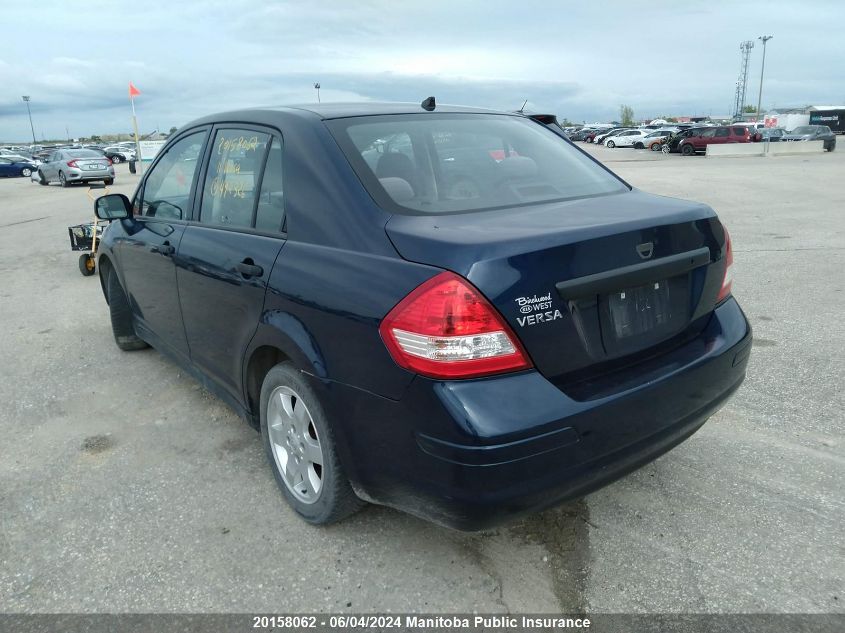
[130,95,143,175]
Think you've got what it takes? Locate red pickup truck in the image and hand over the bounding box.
[678,126,751,155]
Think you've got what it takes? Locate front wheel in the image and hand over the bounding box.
[106,269,148,351]
[261,362,364,525]
[634,142,644,149]
[104,178,114,185]
[111,155,121,164]
[606,140,615,148]
[21,167,32,177]
[681,144,696,156]
[37,170,48,185]
[661,143,670,155]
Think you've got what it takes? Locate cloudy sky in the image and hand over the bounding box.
[2,0,843,141]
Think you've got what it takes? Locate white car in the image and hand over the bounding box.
[605,129,651,148]
[633,129,679,150]
[0,153,41,165]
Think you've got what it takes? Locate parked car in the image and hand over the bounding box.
[0,152,41,165]
[636,129,678,150]
[569,128,596,142]
[0,156,38,178]
[91,102,750,530]
[754,128,786,142]
[782,125,836,151]
[605,129,651,148]
[103,146,136,163]
[37,149,115,186]
[581,129,603,143]
[594,127,631,145]
[677,126,751,155]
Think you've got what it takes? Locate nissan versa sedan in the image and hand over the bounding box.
[92,102,751,530]
[38,148,115,186]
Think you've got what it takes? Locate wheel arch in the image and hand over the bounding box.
[242,315,328,426]
[97,253,114,303]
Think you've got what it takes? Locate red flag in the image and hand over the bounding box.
[128,82,141,98]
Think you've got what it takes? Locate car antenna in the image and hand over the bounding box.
[517,99,528,113]
[421,96,436,111]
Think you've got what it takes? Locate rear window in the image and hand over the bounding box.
[328,114,627,215]
[65,149,103,158]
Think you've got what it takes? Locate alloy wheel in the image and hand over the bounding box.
[266,386,324,504]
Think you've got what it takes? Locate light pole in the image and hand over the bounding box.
[21,96,36,146]
[314,82,321,103]
[755,35,773,125]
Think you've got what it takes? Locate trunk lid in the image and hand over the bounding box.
[385,190,729,384]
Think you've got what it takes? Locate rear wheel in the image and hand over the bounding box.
[681,143,696,156]
[261,362,364,525]
[104,178,114,185]
[106,269,148,351]
[78,253,96,276]
[59,171,69,187]
[21,167,32,177]
[111,155,121,163]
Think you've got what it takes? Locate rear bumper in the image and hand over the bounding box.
[66,168,114,181]
[318,298,751,530]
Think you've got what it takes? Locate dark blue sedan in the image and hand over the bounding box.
[92,101,751,530]
[0,156,38,178]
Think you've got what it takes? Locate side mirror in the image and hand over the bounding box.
[95,193,131,220]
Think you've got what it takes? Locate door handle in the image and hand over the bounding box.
[151,241,175,256]
[236,260,264,277]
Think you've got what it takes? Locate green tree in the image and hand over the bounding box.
[743,105,757,113]
[620,104,635,126]
[169,126,178,135]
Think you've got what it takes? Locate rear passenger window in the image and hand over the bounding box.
[715,128,730,137]
[255,138,285,232]
[732,127,747,136]
[200,129,270,228]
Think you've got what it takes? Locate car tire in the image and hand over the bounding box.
[37,170,48,185]
[112,155,121,164]
[106,269,148,351]
[104,178,114,185]
[21,167,32,177]
[650,142,662,151]
[260,362,364,525]
[681,144,696,156]
[606,140,615,148]
[59,171,69,187]
[634,142,644,149]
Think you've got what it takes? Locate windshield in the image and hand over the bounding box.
[328,114,628,215]
[790,126,817,135]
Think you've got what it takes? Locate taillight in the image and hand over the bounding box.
[716,226,733,303]
[106,158,112,165]
[379,271,532,379]
[67,160,78,168]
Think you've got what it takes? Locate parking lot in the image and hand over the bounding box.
[1,150,842,614]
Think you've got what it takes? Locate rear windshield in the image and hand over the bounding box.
[327,114,628,215]
[65,149,103,158]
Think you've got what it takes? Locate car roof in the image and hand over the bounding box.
[187,102,510,127]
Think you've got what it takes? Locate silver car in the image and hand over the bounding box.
[37,149,115,187]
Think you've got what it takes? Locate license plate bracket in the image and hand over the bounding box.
[607,280,671,339]
[599,275,690,357]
